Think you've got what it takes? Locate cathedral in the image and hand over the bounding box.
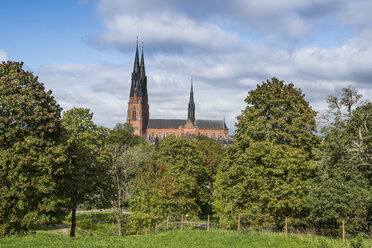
[126,42,232,142]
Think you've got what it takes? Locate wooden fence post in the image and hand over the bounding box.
[285,217,288,238]
[342,220,345,242]
[167,217,169,230]
[207,215,210,232]
[238,214,241,231]
[181,214,184,232]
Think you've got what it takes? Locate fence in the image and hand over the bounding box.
[149,214,371,243]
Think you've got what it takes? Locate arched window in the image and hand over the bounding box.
[132,107,136,120]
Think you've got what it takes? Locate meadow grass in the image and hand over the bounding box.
[3,212,370,248]
[0,229,359,248]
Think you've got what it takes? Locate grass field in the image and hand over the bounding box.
[1,212,370,248]
[0,229,365,248]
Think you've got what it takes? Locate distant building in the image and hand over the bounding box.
[126,41,232,143]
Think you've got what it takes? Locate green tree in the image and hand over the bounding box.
[0,61,67,236]
[128,136,208,234]
[214,78,320,229]
[308,88,371,234]
[107,123,151,236]
[62,108,111,237]
[108,123,144,147]
[196,136,225,215]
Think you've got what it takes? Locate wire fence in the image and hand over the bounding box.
[147,214,371,242]
[75,211,371,242]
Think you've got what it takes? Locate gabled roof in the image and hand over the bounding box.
[147,119,228,130]
[195,119,228,130]
[147,119,187,129]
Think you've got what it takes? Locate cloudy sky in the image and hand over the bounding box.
[1,0,372,133]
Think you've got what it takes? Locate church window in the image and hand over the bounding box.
[132,107,136,120]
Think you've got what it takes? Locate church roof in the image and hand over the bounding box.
[147,119,187,129]
[195,119,228,130]
[147,119,228,130]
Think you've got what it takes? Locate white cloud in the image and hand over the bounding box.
[32,0,372,135]
[292,38,372,83]
[37,63,130,128]
[88,13,242,53]
[0,49,8,62]
[36,33,372,134]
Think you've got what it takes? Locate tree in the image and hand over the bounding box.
[308,88,371,234]
[62,108,111,237]
[214,78,320,228]
[0,61,66,236]
[107,123,150,236]
[195,135,225,215]
[128,136,208,234]
[107,123,144,147]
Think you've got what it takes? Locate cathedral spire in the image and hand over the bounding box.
[130,38,145,98]
[140,42,146,78]
[188,78,195,124]
[133,37,140,73]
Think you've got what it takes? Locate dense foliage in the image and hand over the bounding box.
[214,78,320,229]
[107,123,151,236]
[307,88,371,235]
[62,108,111,237]
[0,61,67,236]
[127,136,223,234]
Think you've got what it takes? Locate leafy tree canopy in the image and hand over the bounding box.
[62,107,111,237]
[308,88,371,234]
[0,61,66,236]
[235,77,319,153]
[128,136,212,234]
[106,124,151,236]
[107,123,145,147]
[214,78,320,229]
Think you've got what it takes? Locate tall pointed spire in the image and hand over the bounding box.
[189,79,194,104]
[130,37,145,98]
[127,38,150,138]
[140,42,146,78]
[188,77,195,124]
[133,37,140,73]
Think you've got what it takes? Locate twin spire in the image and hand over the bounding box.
[130,38,148,101]
[133,38,145,77]
[130,38,195,124]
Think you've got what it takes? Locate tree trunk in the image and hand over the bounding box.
[117,188,122,236]
[70,204,76,237]
[117,211,122,236]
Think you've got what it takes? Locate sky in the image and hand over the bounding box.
[1,0,372,134]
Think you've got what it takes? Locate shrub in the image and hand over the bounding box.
[350,233,365,248]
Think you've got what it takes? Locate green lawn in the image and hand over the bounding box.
[2,212,370,248]
[0,229,356,248]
